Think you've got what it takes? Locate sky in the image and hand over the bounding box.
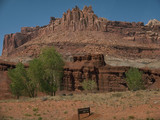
[0,0,160,56]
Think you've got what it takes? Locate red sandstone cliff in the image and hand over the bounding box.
[2,6,160,60]
[63,54,160,91]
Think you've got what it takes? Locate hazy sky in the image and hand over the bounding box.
[0,0,160,55]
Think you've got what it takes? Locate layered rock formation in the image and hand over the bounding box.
[63,54,105,90]
[146,19,160,27]
[2,25,54,57]
[63,54,160,91]
[2,6,160,60]
[1,54,160,100]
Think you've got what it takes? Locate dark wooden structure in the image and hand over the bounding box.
[78,107,90,120]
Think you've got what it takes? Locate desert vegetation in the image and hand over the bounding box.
[81,79,97,92]
[8,62,38,99]
[125,68,144,91]
[8,47,64,99]
[0,90,160,120]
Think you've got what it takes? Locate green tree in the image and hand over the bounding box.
[27,58,44,96]
[8,63,25,99]
[8,62,39,98]
[38,47,64,96]
[24,66,38,98]
[8,47,64,98]
[125,68,144,91]
[81,79,97,92]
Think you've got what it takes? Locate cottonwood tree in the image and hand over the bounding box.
[27,58,44,95]
[9,62,39,98]
[8,63,26,99]
[38,47,64,96]
[8,47,64,98]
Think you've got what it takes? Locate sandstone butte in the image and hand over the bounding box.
[0,6,160,100]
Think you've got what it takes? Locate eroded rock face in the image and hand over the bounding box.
[2,25,54,57]
[0,71,11,99]
[63,54,105,90]
[63,54,160,91]
[2,6,160,58]
[0,61,17,100]
[146,19,160,27]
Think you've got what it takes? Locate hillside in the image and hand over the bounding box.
[1,6,160,68]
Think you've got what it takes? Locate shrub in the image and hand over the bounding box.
[125,68,144,91]
[38,117,43,120]
[81,79,97,92]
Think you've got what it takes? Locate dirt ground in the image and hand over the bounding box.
[0,90,160,120]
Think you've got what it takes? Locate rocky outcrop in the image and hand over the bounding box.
[2,6,160,58]
[63,54,105,90]
[110,45,160,59]
[63,54,160,91]
[146,19,160,32]
[2,25,54,57]
[146,19,160,27]
[60,5,145,32]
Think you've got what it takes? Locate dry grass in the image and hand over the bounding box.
[0,90,160,120]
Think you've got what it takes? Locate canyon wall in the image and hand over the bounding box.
[63,54,160,91]
[0,61,16,99]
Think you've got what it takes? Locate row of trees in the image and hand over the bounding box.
[8,47,64,99]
